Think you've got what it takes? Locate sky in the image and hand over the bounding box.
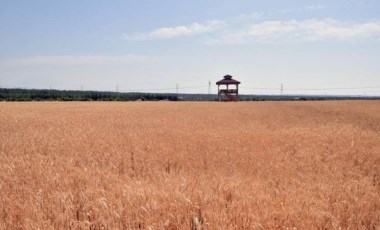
[0,0,380,95]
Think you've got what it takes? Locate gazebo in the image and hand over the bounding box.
[216,75,241,101]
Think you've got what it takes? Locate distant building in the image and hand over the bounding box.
[216,75,241,101]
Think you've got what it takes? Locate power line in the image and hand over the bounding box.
[241,85,380,91]
[0,84,208,92]
[285,86,380,91]
[241,87,284,90]
[1,82,379,94]
[119,85,208,93]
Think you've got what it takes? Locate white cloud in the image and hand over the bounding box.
[0,55,154,68]
[303,20,380,41]
[209,19,380,44]
[123,20,224,41]
[122,11,380,44]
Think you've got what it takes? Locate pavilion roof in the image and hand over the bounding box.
[216,75,241,85]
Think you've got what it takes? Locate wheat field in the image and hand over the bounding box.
[0,101,379,229]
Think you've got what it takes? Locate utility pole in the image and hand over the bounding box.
[116,85,119,93]
[281,83,284,95]
[81,85,84,91]
[208,80,212,95]
[176,83,179,95]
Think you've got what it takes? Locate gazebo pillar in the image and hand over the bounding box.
[236,84,239,101]
[218,85,220,101]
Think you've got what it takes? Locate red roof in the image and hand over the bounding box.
[216,75,241,85]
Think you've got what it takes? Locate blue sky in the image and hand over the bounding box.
[1,0,380,95]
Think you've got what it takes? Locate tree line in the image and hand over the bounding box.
[1,88,378,102]
[0,88,178,101]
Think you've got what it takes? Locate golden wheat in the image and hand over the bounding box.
[0,101,379,229]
